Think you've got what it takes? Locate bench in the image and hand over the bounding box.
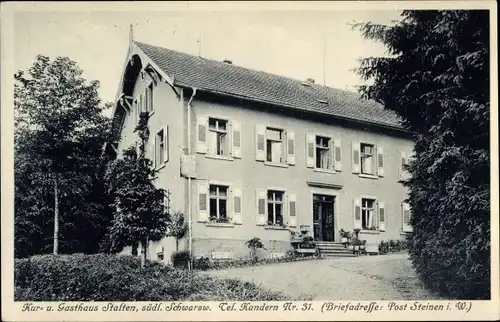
[211,251,233,260]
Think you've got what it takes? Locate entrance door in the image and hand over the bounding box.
[313,194,335,242]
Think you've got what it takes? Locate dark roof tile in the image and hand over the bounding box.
[135,41,403,129]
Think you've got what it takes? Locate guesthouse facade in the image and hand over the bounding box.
[110,35,414,262]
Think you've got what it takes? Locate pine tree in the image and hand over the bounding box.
[354,10,490,299]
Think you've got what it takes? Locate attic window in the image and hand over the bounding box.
[315,99,328,104]
[301,82,312,87]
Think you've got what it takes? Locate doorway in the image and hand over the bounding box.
[312,194,335,242]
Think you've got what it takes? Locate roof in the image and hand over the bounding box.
[135,41,403,130]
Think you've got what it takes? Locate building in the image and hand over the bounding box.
[110,32,414,262]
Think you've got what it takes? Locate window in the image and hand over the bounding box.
[208,118,228,156]
[161,189,171,214]
[145,83,154,113]
[267,190,284,226]
[361,198,377,230]
[156,129,166,165]
[209,185,228,223]
[266,128,284,163]
[316,136,332,169]
[360,143,375,175]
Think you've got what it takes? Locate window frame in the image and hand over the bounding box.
[265,126,286,164]
[267,189,285,226]
[208,117,230,157]
[145,82,154,114]
[208,184,229,223]
[315,134,333,171]
[360,196,378,231]
[360,142,376,175]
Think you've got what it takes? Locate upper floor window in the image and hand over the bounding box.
[208,118,228,156]
[267,190,284,226]
[209,185,228,223]
[266,128,284,163]
[316,136,332,169]
[352,141,383,178]
[360,143,375,175]
[155,126,169,168]
[145,83,154,113]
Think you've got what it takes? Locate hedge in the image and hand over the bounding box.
[14,253,290,301]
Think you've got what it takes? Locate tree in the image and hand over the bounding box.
[105,113,170,267]
[168,212,189,251]
[354,10,490,299]
[14,55,114,256]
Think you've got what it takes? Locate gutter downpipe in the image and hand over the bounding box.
[187,87,197,271]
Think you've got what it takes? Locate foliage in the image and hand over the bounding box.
[14,254,290,301]
[245,237,265,260]
[355,10,490,299]
[171,250,191,269]
[339,229,351,239]
[353,228,361,239]
[168,212,188,251]
[104,112,170,266]
[14,55,114,257]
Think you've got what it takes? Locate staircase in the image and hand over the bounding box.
[315,241,358,258]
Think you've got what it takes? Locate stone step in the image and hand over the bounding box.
[316,245,350,251]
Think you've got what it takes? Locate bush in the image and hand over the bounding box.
[192,257,211,271]
[171,250,191,269]
[14,254,290,301]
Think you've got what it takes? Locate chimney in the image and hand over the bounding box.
[223,59,233,64]
[306,78,315,83]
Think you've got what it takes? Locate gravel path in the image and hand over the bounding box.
[204,253,439,300]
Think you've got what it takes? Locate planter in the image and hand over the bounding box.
[341,237,348,243]
[354,245,360,251]
[348,245,354,251]
[359,245,366,250]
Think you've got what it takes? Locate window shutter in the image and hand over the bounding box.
[232,120,242,158]
[256,189,267,225]
[232,188,242,224]
[306,133,315,168]
[163,126,169,163]
[352,141,361,173]
[196,116,208,153]
[378,201,386,231]
[353,198,362,229]
[399,150,407,181]
[255,124,266,161]
[334,138,342,171]
[153,134,158,168]
[288,193,297,228]
[377,146,384,177]
[198,182,209,222]
[402,202,412,232]
[286,131,296,165]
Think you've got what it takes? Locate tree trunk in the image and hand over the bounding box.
[140,237,149,268]
[53,174,59,255]
[132,242,138,256]
[175,238,179,251]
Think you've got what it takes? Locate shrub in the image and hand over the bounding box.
[192,257,211,271]
[171,250,191,269]
[15,254,290,301]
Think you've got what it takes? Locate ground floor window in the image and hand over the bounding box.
[361,198,376,230]
[209,185,228,223]
[267,190,284,225]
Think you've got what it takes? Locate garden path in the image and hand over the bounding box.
[204,253,440,300]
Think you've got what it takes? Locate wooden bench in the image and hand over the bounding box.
[211,251,233,260]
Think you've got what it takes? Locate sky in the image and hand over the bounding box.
[13,8,402,114]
